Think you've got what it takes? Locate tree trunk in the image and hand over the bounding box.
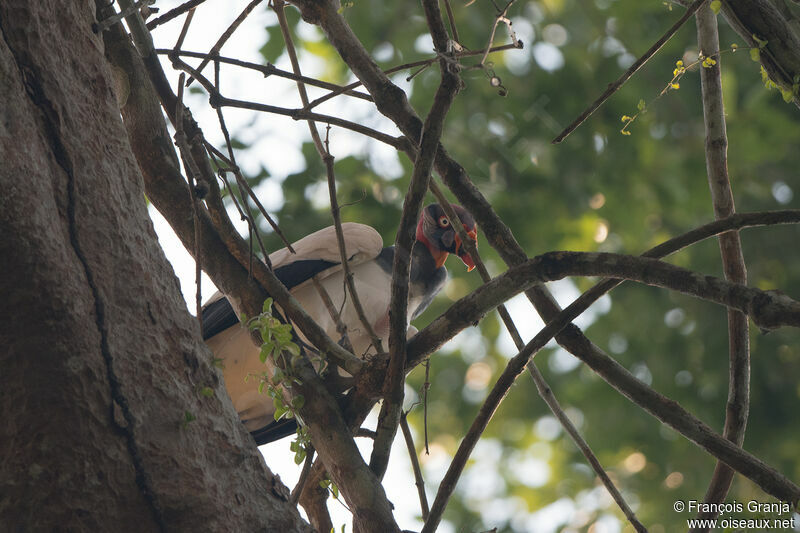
[0,2,311,531]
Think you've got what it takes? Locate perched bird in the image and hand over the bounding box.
[202,203,478,444]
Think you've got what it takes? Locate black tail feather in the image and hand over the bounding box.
[249,418,299,445]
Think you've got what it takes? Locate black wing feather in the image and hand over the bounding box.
[201,297,239,340]
[201,259,338,340]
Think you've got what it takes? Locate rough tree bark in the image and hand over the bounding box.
[0,1,312,531]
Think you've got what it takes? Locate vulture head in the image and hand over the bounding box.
[416,203,478,271]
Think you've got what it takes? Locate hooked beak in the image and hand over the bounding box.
[454,227,478,272]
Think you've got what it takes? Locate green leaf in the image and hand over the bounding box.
[709,0,721,14]
[291,395,305,409]
[200,386,214,398]
[750,47,760,62]
[259,342,275,363]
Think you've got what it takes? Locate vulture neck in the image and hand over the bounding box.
[416,218,448,269]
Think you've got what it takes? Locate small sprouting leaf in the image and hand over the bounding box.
[275,406,289,420]
[637,99,646,111]
[750,48,760,62]
[262,297,274,313]
[330,482,339,499]
[753,34,768,49]
[621,115,632,123]
[200,386,214,398]
[710,1,721,14]
[620,129,632,136]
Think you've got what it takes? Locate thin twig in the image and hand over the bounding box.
[93,0,155,33]
[302,42,522,112]
[185,0,264,86]
[551,0,707,143]
[174,73,204,332]
[312,276,354,353]
[156,49,373,102]
[478,1,517,67]
[443,0,461,44]
[400,412,430,520]
[202,141,294,255]
[211,61,270,263]
[423,360,431,454]
[145,0,206,30]
[691,5,750,530]
[274,0,386,359]
[173,3,195,50]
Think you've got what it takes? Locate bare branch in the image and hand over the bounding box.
[291,445,315,506]
[400,412,429,521]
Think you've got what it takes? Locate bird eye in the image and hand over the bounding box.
[438,216,450,227]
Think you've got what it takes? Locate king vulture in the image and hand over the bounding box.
[202,203,478,444]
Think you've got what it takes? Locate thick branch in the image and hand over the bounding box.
[371,0,461,479]
[722,0,800,108]
[692,5,751,529]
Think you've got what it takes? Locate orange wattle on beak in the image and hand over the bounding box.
[454,227,478,272]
